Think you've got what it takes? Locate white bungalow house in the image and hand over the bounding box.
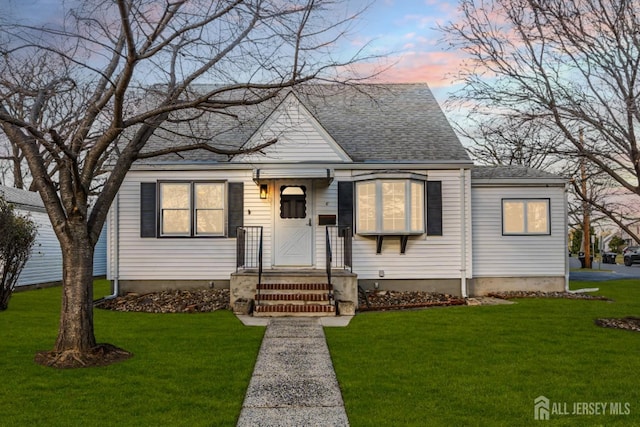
[0,185,107,288]
[106,84,568,316]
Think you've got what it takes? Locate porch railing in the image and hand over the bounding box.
[236,226,263,290]
[325,226,352,272]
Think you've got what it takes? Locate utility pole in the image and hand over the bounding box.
[580,129,592,268]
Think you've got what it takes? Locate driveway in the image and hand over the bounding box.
[569,256,640,281]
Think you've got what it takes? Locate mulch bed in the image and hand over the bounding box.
[96,289,230,313]
[358,290,465,311]
[595,317,640,333]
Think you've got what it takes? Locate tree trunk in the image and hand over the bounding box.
[34,217,132,368]
[55,219,97,352]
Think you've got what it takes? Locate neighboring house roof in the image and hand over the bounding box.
[138,83,471,164]
[471,165,566,185]
[0,185,45,210]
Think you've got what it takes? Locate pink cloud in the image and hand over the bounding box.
[354,51,465,88]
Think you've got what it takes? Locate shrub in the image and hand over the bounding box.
[609,235,627,253]
[0,196,37,310]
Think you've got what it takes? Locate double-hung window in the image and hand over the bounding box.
[502,199,550,235]
[159,182,225,236]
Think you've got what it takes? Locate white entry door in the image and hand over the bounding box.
[274,181,313,266]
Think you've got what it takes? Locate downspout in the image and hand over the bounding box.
[564,182,570,292]
[104,192,120,300]
[460,168,468,298]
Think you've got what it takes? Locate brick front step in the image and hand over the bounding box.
[256,293,330,302]
[253,303,336,317]
[257,283,332,291]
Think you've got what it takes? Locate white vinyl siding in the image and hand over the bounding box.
[17,212,107,287]
[111,170,252,281]
[350,170,469,280]
[233,97,351,163]
[111,168,471,283]
[472,185,565,277]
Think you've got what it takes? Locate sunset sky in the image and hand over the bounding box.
[7,0,464,101]
[347,1,463,89]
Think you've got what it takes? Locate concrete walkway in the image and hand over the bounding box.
[237,318,349,427]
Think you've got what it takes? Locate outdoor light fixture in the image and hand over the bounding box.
[259,184,268,199]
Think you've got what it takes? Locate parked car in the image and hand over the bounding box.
[623,246,640,266]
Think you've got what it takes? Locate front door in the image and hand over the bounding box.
[274,180,313,266]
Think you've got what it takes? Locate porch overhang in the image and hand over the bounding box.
[252,168,334,185]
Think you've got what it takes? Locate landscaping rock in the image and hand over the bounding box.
[96,289,230,313]
[358,290,465,311]
[595,317,640,332]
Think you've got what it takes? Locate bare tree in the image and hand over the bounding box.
[441,0,640,243]
[0,0,375,368]
[457,114,563,170]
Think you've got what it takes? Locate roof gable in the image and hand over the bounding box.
[232,93,351,163]
[0,185,44,210]
[136,83,470,165]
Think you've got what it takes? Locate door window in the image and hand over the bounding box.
[280,186,306,219]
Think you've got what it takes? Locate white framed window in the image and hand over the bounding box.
[502,199,550,235]
[160,183,191,236]
[355,179,425,234]
[159,182,225,237]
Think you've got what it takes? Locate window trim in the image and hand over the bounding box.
[158,180,226,238]
[355,178,426,235]
[501,198,551,236]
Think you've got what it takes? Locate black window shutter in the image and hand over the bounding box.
[338,181,354,233]
[140,182,157,238]
[228,182,244,237]
[427,181,443,236]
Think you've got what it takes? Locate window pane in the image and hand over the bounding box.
[410,181,424,232]
[196,210,224,234]
[280,186,306,219]
[162,209,190,234]
[382,181,405,232]
[161,183,189,209]
[503,201,525,233]
[356,182,376,232]
[196,183,223,209]
[527,201,549,233]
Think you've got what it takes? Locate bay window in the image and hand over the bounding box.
[356,179,425,234]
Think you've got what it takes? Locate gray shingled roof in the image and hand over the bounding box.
[138,83,470,164]
[471,165,565,180]
[0,185,44,209]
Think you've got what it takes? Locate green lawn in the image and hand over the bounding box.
[0,280,264,426]
[325,280,640,426]
[3,280,640,426]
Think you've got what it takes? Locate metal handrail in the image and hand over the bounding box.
[236,226,264,300]
[325,226,352,271]
[325,226,333,292]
